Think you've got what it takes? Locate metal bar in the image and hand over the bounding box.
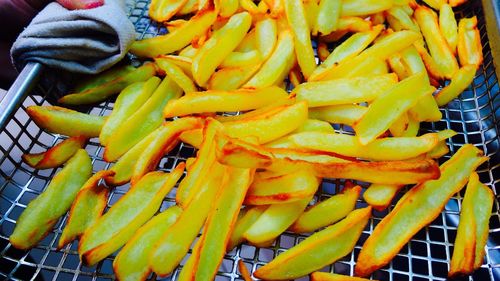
[0,62,43,130]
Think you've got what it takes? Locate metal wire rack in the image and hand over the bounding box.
[0,0,499,280]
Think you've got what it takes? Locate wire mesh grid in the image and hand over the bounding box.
[0,0,499,280]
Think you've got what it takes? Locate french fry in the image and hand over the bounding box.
[150,165,226,276]
[163,86,287,117]
[240,0,260,14]
[422,0,445,10]
[290,132,440,161]
[244,29,295,88]
[290,185,361,233]
[178,0,198,14]
[79,167,184,266]
[219,50,262,68]
[254,207,372,280]
[155,57,197,93]
[176,119,220,207]
[313,0,341,35]
[223,101,308,144]
[413,42,445,81]
[317,41,330,62]
[387,6,419,32]
[363,184,404,211]
[283,0,316,79]
[266,119,334,148]
[264,0,284,18]
[22,136,87,169]
[26,106,105,138]
[245,170,319,205]
[99,77,160,146]
[294,74,398,107]
[355,144,488,277]
[309,104,368,126]
[309,25,383,80]
[457,17,483,68]
[72,65,136,93]
[389,112,409,137]
[217,0,239,18]
[130,9,217,58]
[239,260,253,281]
[131,117,203,184]
[439,4,458,54]
[104,77,182,162]
[449,0,467,7]
[435,64,476,106]
[113,206,182,281]
[208,64,262,90]
[9,150,92,250]
[401,116,420,137]
[149,0,188,22]
[353,72,435,145]
[216,97,295,122]
[336,17,372,32]
[256,17,278,59]
[156,55,193,78]
[311,272,377,281]
[414,5,459,79]
[217,137,441,184]
[192,12,252,86]
[244,198,311,245]
[165,19,188,32]
[58,63,157,105]
[340,0,392,17]
[449,172,494,277]
[179,45,199,58]
[185,167,253,281]
[57,170,113,249]
[236,28,257,52]
[227,205,268,251]
[106,128,162,186]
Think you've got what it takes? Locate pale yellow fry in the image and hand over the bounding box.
[265,119,334,148]
[435,65,476,106]
[439,4,458,54]
[290,132,440,161]
[130,9,217,58]
[415,6,459,79]
[208,64,261,91]
[177,0,198,14]
[284,0,316,79]
[387,6,419,32]
[310,25,383,80]
[155,58,197,93]
[179,45,198,58]
[156,55,193,78]
[304,0,319,32]
[314,0,341,35]
[149,0,188,22]
[164,86,288,117]
[294,74,397,107]
[353,72,435,145]
[220,50,262,68]
[236,28,257,52]
[240,0,260,14]
[244,29,295,88]
[341,0,392,17]
[309,105,367,126]
[192,12,252,86]
[256,17,278,59]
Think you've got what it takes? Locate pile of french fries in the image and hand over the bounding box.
[9,0,495,280]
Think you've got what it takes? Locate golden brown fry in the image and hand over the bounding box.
[290,185,361,233]
[415,5,459,79]
[284,0,316,79]
[239,260,253,281]
[449,172,494,277]
[227,205,268,251]
[58,170,113,249]
[355,144,488,277]
[163,86,288,117]
[22,136,87,169]
[192,12,252,86]
[254,207,372,280]
[130,9,217,58]
[439,4,458,54]
[245,170,319,205]
[435,64,476,106]
[353,73,435,145]
[457,16,483,68]
[244,29,295,88]
[149,0,188,22]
